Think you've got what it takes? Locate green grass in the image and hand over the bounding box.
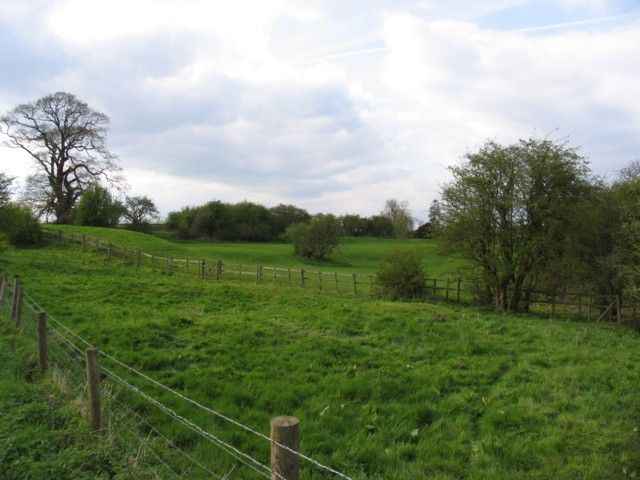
[44,225,466,278]
[2,242,640,479]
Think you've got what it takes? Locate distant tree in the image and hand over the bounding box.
[367,215,394,238]
[382,199,414,238]
[0,172,14,205]
[285,214,342,260]
[440,137,591,312]
[617,159,640,182]
[74,185,124,227]
[0,203,42,246]
[1,92,121,223]
[269,204,310,236]
[226,201,274,241]
[340,214,369,236]
[123,195,160,230]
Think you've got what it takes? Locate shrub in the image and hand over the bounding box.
[285,214,342,260]
[0,203,42,246]
[74,186,123,227]
[375,250,427,300]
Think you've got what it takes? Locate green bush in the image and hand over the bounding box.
[285,214,342,260]
[0,203,42,246]
[375,249,427,300]
[74,186,123,227]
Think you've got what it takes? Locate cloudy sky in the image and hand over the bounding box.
[1,0,639,220]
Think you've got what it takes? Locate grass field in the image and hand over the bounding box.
[44,225,465,278]
[2,238,640,479]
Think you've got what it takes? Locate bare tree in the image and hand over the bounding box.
[1,92,121,223]
[382,198,414,238]
[123,195,160,228]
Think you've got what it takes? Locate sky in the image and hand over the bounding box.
[0,0,639,221]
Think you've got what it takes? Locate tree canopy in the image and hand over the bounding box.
[1,92,121,223]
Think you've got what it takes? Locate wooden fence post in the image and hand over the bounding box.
[270,416,299,480]
[135,250,141,269]
[335,272,339,292]
[432,279,437,297]
[577,294,582,318]
[14,286,22,327]
[0,273,6,308]
[85,348,102,431]
[616,295,622,323]
[300,269,305,288]
[38,312,48,372]
[256,265,262,284]
[10,277,20,320]
[352,273,357,294]
[456,278,461,303]
[200,259,205,279]
[445,278,450,300]
[216,260,222,280]
[288,268,292,286]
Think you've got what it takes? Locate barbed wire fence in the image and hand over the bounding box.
[0,272,355,480]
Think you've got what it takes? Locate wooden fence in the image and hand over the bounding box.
[46,230,639,324]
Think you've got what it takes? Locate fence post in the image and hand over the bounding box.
[37,312,48,372]
[577,294,582,318]
[335,272,339,292]
[256,265,262,284]
[14,286,22,327]
[445,278,450,300]
[616,295,622,323]
[288,268,292,286]
[270,416,299,480]
[10,277,20,320]
[85,348,102,431]
[300,269,305,288]
[216,260,222,280]
[456,278,461,303]
[352,273,357,294]
[433,279,437,297]
[0,273,6,308]
[318,271,322,290]
[200,259,205,279]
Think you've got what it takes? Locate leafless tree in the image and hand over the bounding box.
[1,92,121,223]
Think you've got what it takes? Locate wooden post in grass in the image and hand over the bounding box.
[352,273,357,294]
[85,348,102,431]
[288,268,292,286]
[13,284,23,328]
[445,278,451,300]
[0,273,6,308]
[256,265,262,284]
[616,295,622,323]
[432,279,437,297]
[216,260,222,280]
[200,259,205,279]
[300,269,305,288]
[456,278,461,304]
[37,312,48,372]
[270,416,299,480]
[10,278,21,324]
[135,250,141,269]
[335,272,339,292]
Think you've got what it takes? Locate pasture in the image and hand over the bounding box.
[1,236,639,479]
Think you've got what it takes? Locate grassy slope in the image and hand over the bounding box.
[45,225,465,277]
[0,306,166,479]
[2,242,639,479]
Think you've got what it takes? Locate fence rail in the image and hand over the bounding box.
[0,272,353,480]
[45,229,639,323]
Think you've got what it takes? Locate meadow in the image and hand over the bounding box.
[1,233,639,479]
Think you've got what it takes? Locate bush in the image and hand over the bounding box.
[0,203,42,246]
[285,215,342,260]
[375,250,427,300]
[74,186,123,227]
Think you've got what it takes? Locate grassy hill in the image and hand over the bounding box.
[44,225,466,278]
[1,240,639,478]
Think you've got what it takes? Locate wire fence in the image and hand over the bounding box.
[0,272,354,480]
[45,229,639,323]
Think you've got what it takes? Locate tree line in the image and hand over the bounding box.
[1,92,638,314]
